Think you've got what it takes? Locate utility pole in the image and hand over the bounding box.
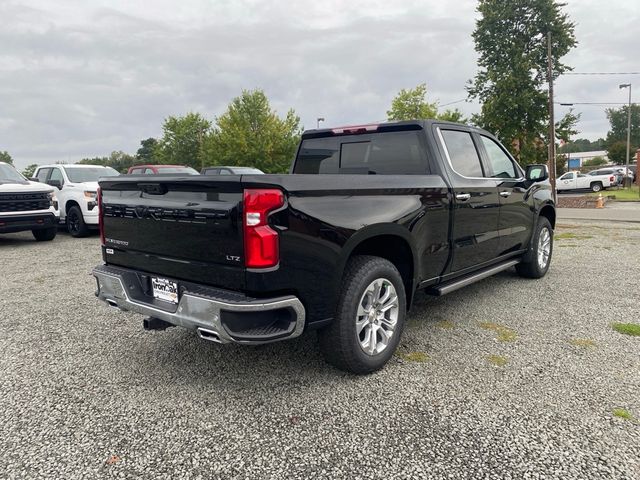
[317,117,325,129]
[619,83,632,188]
[547,32,557,200]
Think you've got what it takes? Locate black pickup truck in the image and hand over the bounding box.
[93,120,554,373]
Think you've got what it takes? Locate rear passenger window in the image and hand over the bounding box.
[441,130,484,177]
[294,131,428,175]
[36,168,51,182]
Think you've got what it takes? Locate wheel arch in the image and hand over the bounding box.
[538,203,556,229]
[65,199,81,217]
[338,225,418,309]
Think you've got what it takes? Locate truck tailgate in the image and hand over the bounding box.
[99,176,245,290]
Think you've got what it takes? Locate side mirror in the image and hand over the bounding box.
[525,164,549,182]
[47,179,63,190]
[29,177,39,182]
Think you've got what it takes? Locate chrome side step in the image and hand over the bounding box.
[427,259,520,296]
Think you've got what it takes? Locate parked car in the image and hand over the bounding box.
[0,162,59,241]
[33,164,119,237]
[201,166,264,175]
[588,168,622,186]
[557,170,615,192]
[127,165,199,175]
[93,120,555,374]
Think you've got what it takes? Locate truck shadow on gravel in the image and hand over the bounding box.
[123,269,527,382]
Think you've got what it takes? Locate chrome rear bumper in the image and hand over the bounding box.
[92,265,306,345]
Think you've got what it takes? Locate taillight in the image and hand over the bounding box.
[610,176,614,182]
[243,189,284,268]
[97,187,105,246]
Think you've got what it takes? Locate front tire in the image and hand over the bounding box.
[318,255,406,374]
[66,206,89,237]
[516,217,553,279]
[32,227,57,242]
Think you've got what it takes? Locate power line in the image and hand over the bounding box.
[556,102,630,106]
[439,98,467,107]
[561,72,640,75]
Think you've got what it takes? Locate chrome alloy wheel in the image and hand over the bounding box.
[537,227,551,269]
[356,278,399,356]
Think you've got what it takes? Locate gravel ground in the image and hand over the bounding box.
[0,222,639,479]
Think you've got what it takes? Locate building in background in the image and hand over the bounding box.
[564,150,609,170]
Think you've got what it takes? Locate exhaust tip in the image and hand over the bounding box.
[197,327,222,343]
[106,299,118,308]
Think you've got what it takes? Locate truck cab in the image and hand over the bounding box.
[33,164,119,237]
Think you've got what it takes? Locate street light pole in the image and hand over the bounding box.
[316,117,325,129]
[619,83,632,188]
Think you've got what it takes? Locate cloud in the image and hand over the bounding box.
[0,0,635,169]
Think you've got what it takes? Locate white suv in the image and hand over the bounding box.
[33,164,119,237]
[0,162,59,241]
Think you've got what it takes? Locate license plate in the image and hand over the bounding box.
[151,277,179,304]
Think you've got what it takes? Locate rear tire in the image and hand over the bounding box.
[591,182,602,192]
[516,217,553,279]
[318,255,406,374]
[66,206,89,237]
[32,227,57,242]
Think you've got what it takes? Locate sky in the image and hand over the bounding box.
[1,0,638,170]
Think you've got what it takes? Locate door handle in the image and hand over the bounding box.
[499,191,512,197]
[455,193,471,201]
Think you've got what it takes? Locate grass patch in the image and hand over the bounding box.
[555,232,593,240]
[569,338,597,348]
[611,323,640,337]
[396,351,429,363]
[612,408,634,420]
[436,320,455,330]
[487,355,508,366]
[591,185,640,202]
[478,322,517,342]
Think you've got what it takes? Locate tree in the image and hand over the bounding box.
[387,84,466,122]
[155,113,212,169]
[558,138,605,154]
[22,164,39,178]
[0,151,13,165]
[555,109,580,144]
[583,156,606,167]
[467,0,577,165]
[605,104,640,161]
[387,84,438,121]
[437,108,466,123]
[136,138,159,163]
[607,141,628,165]
[207,89,302,173]
[78,151,137,173]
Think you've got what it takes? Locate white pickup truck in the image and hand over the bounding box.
[0,162,59,241]
[32,164,119,237]
[556,171,615,192]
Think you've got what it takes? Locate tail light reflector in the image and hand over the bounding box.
[97,187,105,246]
[610,176,614,182]
[243,189,284,268]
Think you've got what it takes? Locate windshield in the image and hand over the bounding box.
[157,167,199,174]
[0,163,27,183]
[232,167,264,174]
[64,166,119,183]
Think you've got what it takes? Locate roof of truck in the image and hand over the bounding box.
[302,119,481,139]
